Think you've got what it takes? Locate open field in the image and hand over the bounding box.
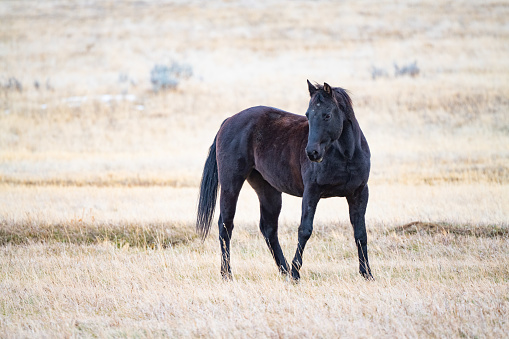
[1,0,509,337]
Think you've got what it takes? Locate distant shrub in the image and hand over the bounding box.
[370,61,420,80]
[394,61,419,77]
[370,66,389,80]
[150,62,193,93]
[2,77,23,92]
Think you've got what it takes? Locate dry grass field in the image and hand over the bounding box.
[1,0,509,337]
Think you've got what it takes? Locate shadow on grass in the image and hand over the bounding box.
[393,221,509,238]
[2,220,507,248]
[0,220,198,248]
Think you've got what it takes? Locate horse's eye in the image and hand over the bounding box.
[324,113,331,120]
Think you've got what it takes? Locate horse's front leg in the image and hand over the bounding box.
[347,184,373,280]
[291,187,320,280]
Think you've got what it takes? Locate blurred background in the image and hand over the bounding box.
[1,0,508,227]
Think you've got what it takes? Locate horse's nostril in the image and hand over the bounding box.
[307,149,320,161]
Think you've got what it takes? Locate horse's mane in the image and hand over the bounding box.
[314,83,356,121]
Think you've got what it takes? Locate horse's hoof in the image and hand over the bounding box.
[278,265,290,276]
[360,271,374,281]
[221,272,233,281]
[291,269,300,281]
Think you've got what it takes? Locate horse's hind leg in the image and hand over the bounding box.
[247,170,289,275]
[218,177,244,280]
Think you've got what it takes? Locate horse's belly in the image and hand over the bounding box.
[268,176,304,197]
[254,161,304,197]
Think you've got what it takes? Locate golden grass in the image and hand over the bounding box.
[1,0,509,337]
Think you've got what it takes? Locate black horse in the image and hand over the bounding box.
[197,80,373,280]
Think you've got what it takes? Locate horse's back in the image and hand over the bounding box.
[217,106,307,148]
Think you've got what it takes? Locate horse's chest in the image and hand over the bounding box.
[316,161,369,197]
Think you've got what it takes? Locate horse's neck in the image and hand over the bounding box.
[337,120,361,160]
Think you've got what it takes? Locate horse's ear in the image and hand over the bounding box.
[323,82,332,96]
[307,79,317,96]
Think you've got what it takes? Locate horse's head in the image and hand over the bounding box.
[305,80,353,163]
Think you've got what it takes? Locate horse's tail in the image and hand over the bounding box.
[196,135,219,240]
